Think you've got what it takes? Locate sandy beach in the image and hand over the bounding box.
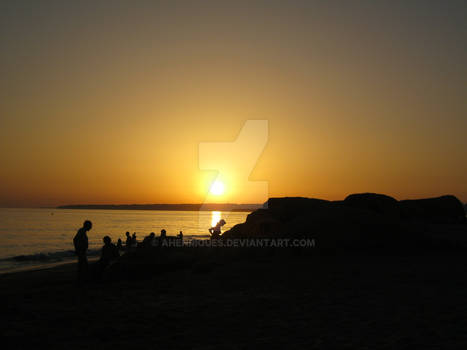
[2,246,467,349]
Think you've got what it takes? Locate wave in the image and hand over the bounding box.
[2,248,101,263]
[0,235,211,264]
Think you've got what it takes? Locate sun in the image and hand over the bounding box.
[209,180,225,196]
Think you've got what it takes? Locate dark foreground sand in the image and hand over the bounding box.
[2,247,467,349]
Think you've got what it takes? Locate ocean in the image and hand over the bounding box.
[0,208,249,273]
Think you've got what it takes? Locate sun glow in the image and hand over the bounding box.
[209,180,225,196]
[211,211,222,227]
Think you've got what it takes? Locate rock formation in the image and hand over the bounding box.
[222,193,466,248]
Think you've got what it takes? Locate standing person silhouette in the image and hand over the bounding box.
[178,231,184,247]
[73,220,92,282]
[125,231,132,252]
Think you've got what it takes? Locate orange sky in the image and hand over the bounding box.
[1,1,466,207]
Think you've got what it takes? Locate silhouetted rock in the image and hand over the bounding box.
[222,193,467,248]
[223,195,399,247]
[265,197,331,222]
[399,195,466,224]
[222,209,283,239]
[344,193,400,222]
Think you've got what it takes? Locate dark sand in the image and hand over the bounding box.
[2,247,467,349]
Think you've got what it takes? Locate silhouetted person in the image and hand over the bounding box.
[116,238,123,250]
[98,236,119,269]
[209,219,226,239]
[125,231,132,250]
[157,229,167,247]
[178,231,184,246]
[131,232,137,247]
[142,232,156,247]
[73,220,92,282]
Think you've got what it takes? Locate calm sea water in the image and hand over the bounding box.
[0,208,249,273]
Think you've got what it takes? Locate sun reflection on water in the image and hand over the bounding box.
[211,211,221,228]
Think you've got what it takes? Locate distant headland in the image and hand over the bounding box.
[56,203,262,212]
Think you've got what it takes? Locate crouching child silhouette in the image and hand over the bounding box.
[209,219,226,239]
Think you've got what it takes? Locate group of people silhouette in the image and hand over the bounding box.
[73,218,227,282]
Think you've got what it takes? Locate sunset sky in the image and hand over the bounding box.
[1,0,466,207]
